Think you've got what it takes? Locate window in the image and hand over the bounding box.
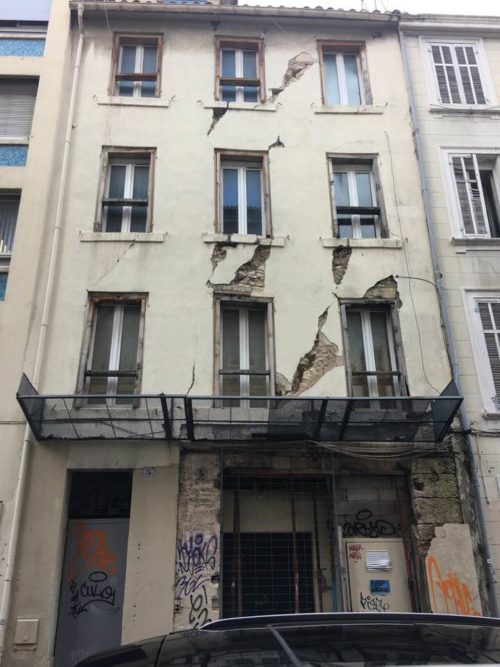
[319,44,366,106]
[217,301,273,404]
[428,42,488,106]
[217,152,269,236]
[343,305,402,398]
[81,296,145,404]
[0,78,38,138]
[97,149,154,232]
[467,296,500,412]
[112,35,161,98]
[449,153,500,238]
[216,38,263,103]
[330,159,382,239]
[0,192,20,300]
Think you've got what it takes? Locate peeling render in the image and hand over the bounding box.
[268,136,285,150]
[269,52,315,102]
[288,307,344,394]
[207,245,271,292]
[364,275,401,306]
[210,243,229,273]
[207,104,228,135]
[332,246,352,285]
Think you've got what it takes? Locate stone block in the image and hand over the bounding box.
[413,497,463,524]
[411,458,455,475]
[410,474,459,499]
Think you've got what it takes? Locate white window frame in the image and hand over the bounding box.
[464,291,500,413]
[421,37,495,108]
[0,192,20,301]
[442,147,500,239]
[220,47,258,103]
[330,161,381,239]
[113,34,161,98]
[220,160,265,235]
[215,299,275,404]
[322,51,364,105]
[343,305,401,398]
[216,38,263,104]
[80,297,146,405]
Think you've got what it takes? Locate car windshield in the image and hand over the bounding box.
[157,621,500,666]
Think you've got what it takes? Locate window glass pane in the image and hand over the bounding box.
[105,206,124,232]
[118,81,134,97]
[133,165,149,199]
[108,165,126,198]
[355,172,373,207]
[248,309,266,371]
[222,309,240,371]
[333,172,350,206]
[119,45,136,73]
[243,86,258,102]
[130,207,147,233]
[117,305,140,395]
[221,50,236,77]
[90,305,114,371]
[370,311,395,397]
[0,198,19,254]
[141,81,156,97]
[338,217,353,238]
[360,216,376,238]
[242,49,257,78]
[323,54,340,105]
[347,310,368,397]
[221,86,236,102]
[223,168,239,233]
[344,54,361,105]
[246,169,262,235]
[0,272,7,300]
[142,46,157,73]
[480,170,500,237]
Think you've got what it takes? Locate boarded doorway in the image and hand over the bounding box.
[54,471,132,667]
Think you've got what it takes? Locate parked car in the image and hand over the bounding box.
[75,612,500,666]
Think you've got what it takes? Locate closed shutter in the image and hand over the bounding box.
[451,155,488,235]
[454,45,485,105]
[431,44,486,105]
[431,45,460,104]
[478,301,500,406]
[0,79,38,138]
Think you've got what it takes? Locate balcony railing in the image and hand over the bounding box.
[17,373,462,444]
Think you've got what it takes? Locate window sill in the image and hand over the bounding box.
[481,410,500,421]
[79,232,166,243]
[204,101,277,113]
[320,237,402,249]
[96,96,170,108]
[451,237,500,252]
[0,137,30,144]
[314,105,384,115]
[202,233,286,247]
[429,104,500,116]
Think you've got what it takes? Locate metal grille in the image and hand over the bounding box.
[222,474,335,618]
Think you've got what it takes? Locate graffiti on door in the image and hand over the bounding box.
[175,532,218,628]
[426,556,481,616]
[68,570,117,617]
[67,521,118,580]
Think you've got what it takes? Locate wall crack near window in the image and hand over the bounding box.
[332,245,352,285]
[269,52,315,103]
[207,245,271,292]
[94,241,136,285]
[207,104,229,136]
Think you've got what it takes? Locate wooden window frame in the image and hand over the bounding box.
[215,149,271,236]
[77,293,147,404]
[110,33,163,98]
[215,37,265,103]
[94,147,155,232]
[213,295,276,401]
[318,41,371,106]
[340,300,407,399]
[328,154,386,239]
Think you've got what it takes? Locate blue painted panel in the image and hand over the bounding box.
[0,145,28,166]
[0,273,7,300]
[0,39,45,57]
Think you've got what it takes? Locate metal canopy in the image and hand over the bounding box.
[16,374,462,444]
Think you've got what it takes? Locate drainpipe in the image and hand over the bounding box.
[398,25,498,618]
[0,6,85,663]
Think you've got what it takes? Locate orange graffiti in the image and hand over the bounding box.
[67,521,118,581]
[426,556,481,617]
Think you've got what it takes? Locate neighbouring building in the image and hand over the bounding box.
[400,12,500,615]
[0,1,496,665]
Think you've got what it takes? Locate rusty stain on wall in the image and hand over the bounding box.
[208,245,271,292]
[332,246,352,285]
[269,52,315,102]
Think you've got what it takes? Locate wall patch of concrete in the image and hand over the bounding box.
[425,523,482,616]
[332,246,352,285]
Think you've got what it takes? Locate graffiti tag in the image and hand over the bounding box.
[343,509,398,538]
[426,556,481,617]
[348,544,363,561]
[68,570,117,618]
[175,533,218,628]
[360,592,390,612]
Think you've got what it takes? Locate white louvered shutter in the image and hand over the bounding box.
[478,301,500,407]
[0,79,38,138]
[431,44,486,105]
[451,155,488,236]
[431,45,460,104]
[454,45,486,105]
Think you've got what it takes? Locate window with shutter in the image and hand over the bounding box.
[429,42,488,106]
[450,153,500,238]
[475,299,500,410]
[0,78,38,138]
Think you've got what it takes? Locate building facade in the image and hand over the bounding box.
[0,1,495,666]
[401,12,500,616]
